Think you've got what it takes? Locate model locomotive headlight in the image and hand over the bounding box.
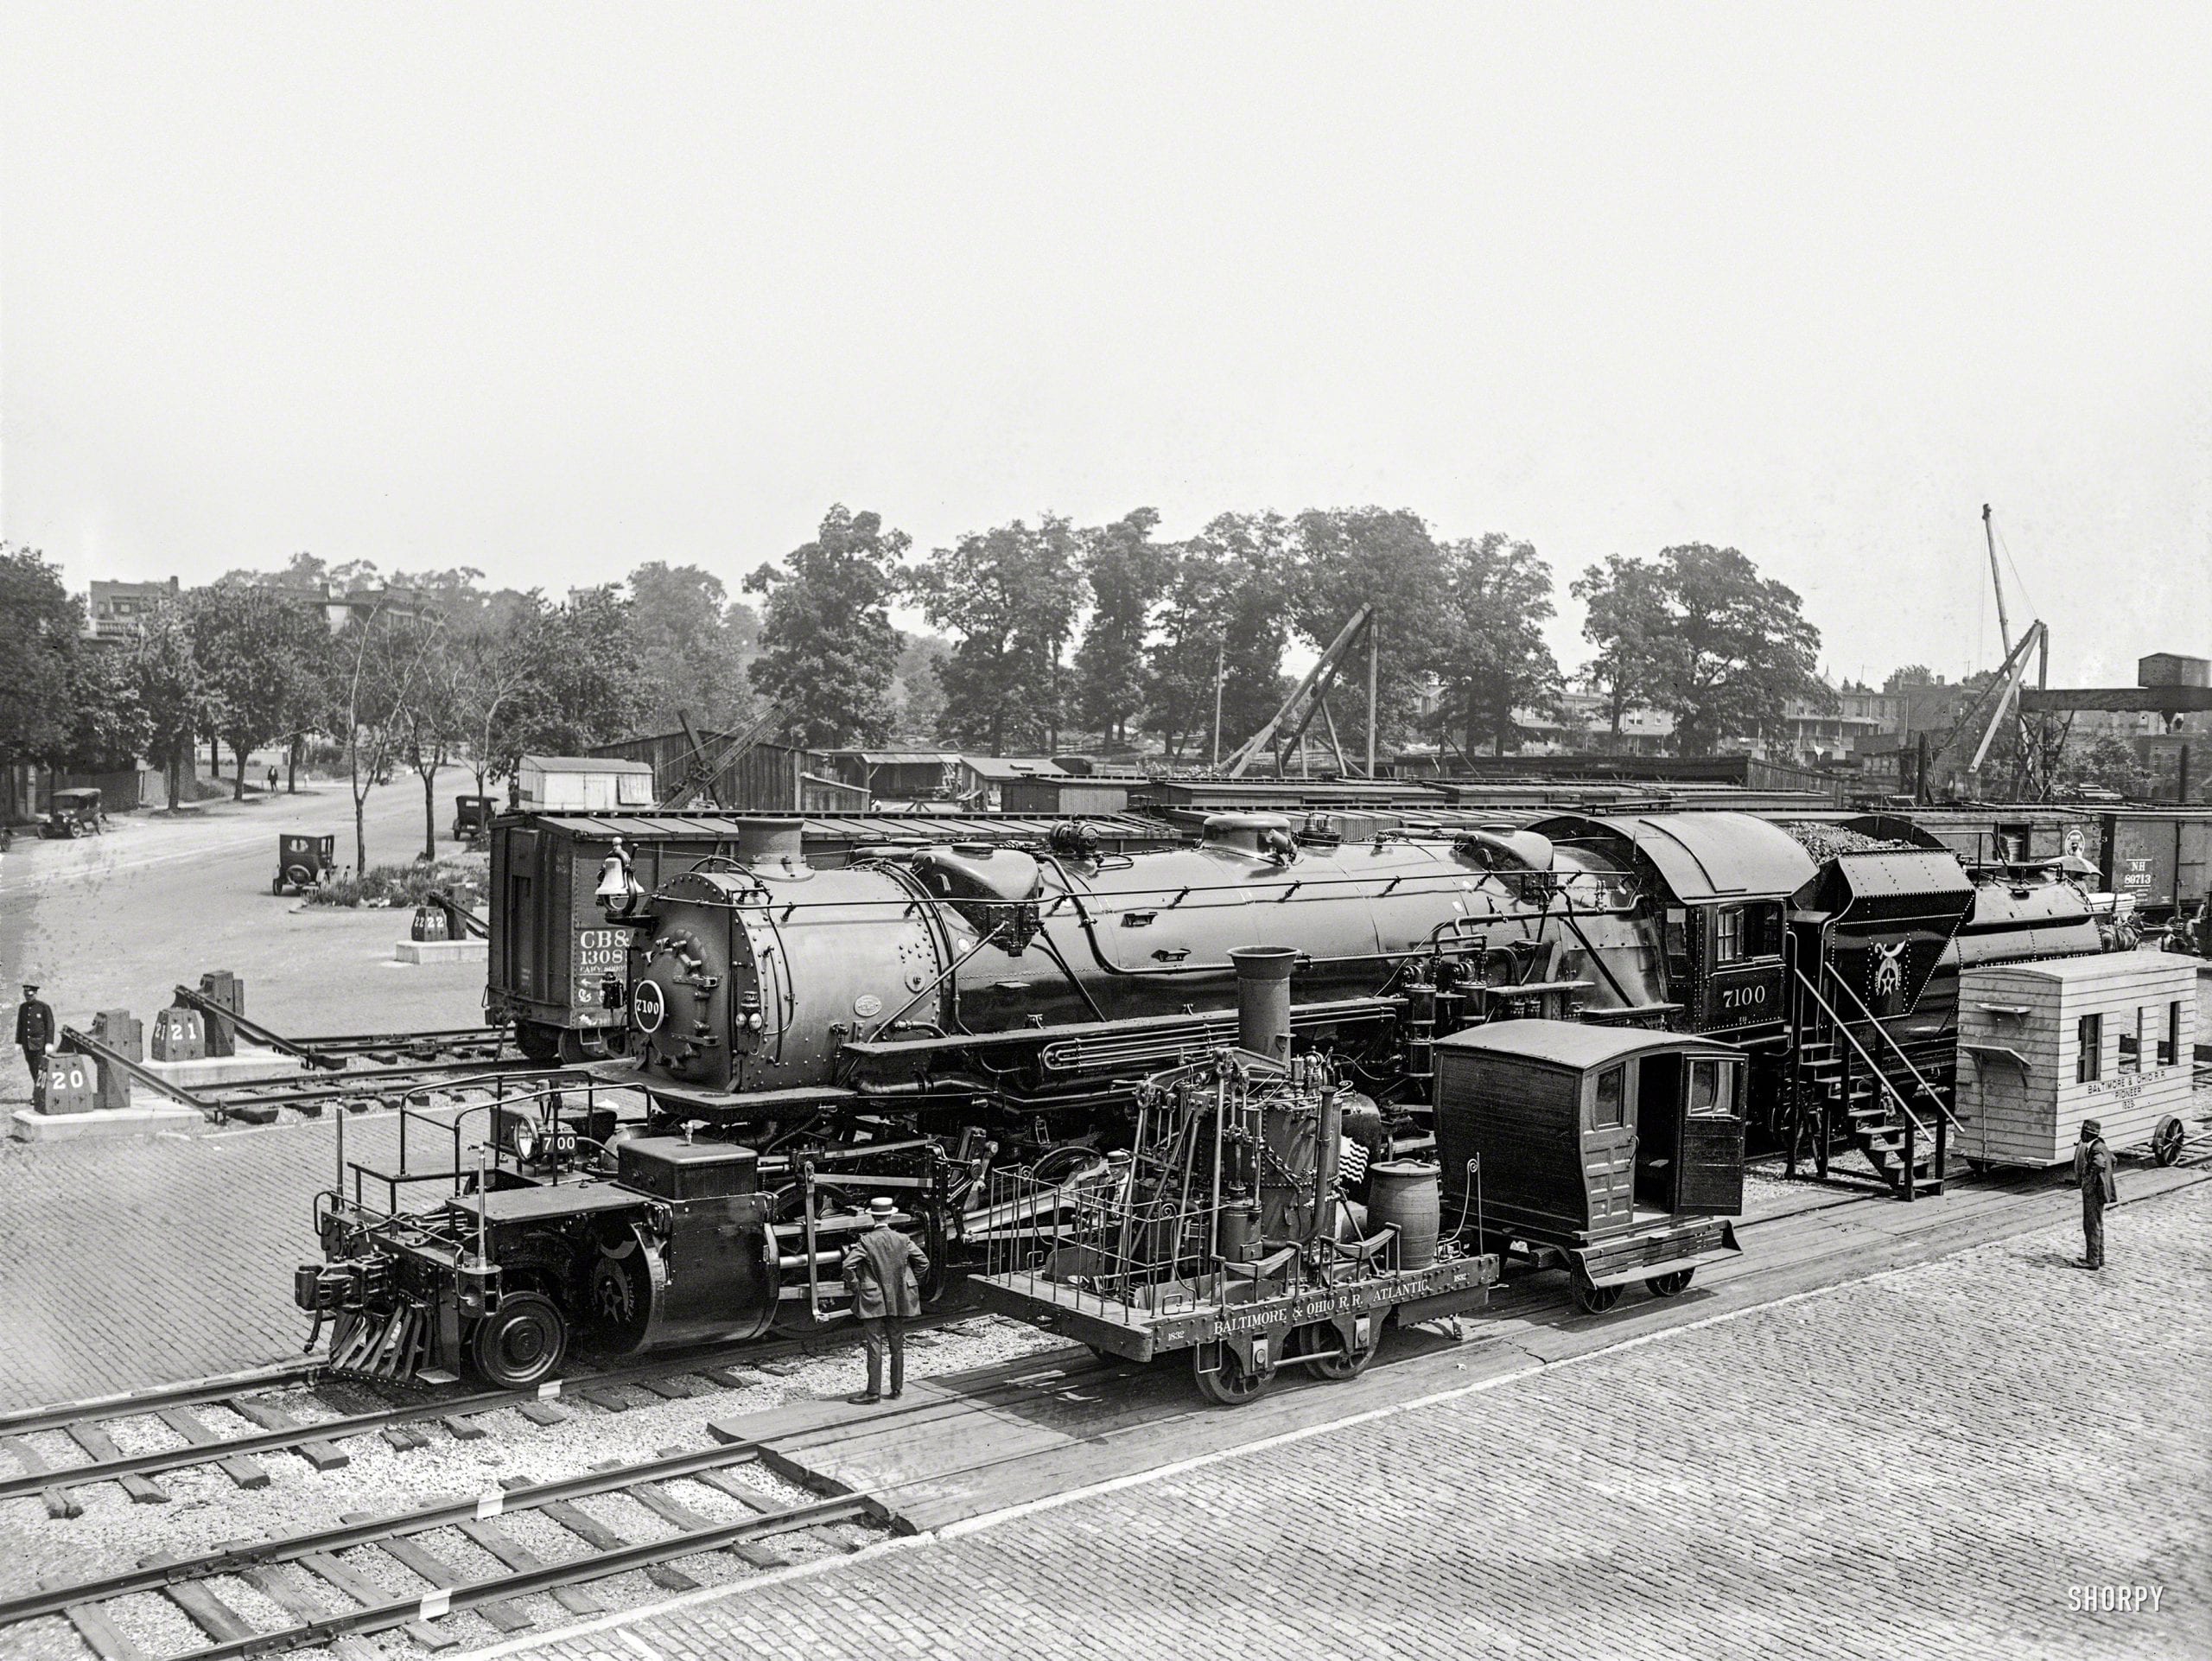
[512,1125,538,1163]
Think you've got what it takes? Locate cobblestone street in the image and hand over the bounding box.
[512,1180,2211,1661]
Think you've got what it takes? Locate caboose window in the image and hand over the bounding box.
[2076,1014,2102,1084]
[1592,1066,1625,1128]
[1688,1059,1731,1117]
[2117,1009,2141,1074]
[1711,907,1745,964]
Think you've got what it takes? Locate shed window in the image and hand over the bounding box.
[2117,1009,2141,1075]
[2076,1014,2102,1084]
[1593,1066,1626,1129]
[2158,1002,2180,1068]
[1711,908,1745,964]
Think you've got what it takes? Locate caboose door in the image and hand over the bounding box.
[1675,1058,1745,1216]
[1583,1062,1637,1231]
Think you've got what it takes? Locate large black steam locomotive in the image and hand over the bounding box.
[297,807,2107,1387]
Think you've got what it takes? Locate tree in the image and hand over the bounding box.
[1071,509,1170,748]
[746,506,906,748]
[454,597,549,793]
[1644,544,1827,754]
[513,587,650,754]
[188,584,327,799]
[65,647,149,772]
[890,631,950,741]
[1571,554,1671,735]
[1288,507,1454,753]
[1435,535,1561,757]
[327,598,439,873]
[131,601,208,812]
[0,545,85,773]
[626,562,758,731]
[912,515,1085,753]
[387,617,469,858]
[1144,516,1294,762]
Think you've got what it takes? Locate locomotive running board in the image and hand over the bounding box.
[839,996,1399,1076]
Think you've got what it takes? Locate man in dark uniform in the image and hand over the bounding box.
[842,1196,931,1405]
[15,982,55,1110]
[2075,1118,2117,1270]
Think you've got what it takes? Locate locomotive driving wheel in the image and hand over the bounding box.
[470,1292,569,1390]
[1193,1337,1277,1405]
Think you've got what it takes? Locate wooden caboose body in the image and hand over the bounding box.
[1433,1021,1747,1312]
[1955,951,2199,1168]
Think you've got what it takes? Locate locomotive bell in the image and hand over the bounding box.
[596,837,645,920]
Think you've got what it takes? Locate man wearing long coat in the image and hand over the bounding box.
[842,1197,931,1404]
[2075,1118,2118,1270]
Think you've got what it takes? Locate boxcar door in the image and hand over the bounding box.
[1675,1058,1745,1216]
[1583,1063,1637,1231]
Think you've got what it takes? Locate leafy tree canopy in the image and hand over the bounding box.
[746,506,906,748]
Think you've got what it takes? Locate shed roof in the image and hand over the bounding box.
[1435,1018,1742,1071]
[1531,811,1815,902]
[518,754,656,774]
[960,755,1065,780]
[1963,951,2201,986]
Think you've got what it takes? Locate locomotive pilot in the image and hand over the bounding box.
[842,1197,930,1405]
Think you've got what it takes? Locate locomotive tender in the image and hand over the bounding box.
[297,805,2106,1387]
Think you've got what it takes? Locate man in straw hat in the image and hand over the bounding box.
[2074,1118,2117,1270]
[842,1196,931,1405]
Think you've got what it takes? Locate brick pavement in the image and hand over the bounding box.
[0,1113,430,1409]
[509,1181,2211,1661]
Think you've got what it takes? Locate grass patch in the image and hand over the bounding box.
[307,855,487,909]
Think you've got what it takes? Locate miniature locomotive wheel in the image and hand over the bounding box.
[1644,1269,1694,1298]
[471,1292,569,1390]
[1310,1322,1382,1381]
[2151,1117,2185,1168]
[1193,1339,1276,1405]
[1571,1278,1624,1315]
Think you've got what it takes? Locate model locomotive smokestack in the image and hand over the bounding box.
[1230,946,1296,1063]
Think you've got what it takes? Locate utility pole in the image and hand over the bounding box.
[1211,638,1225,769]
[1364,614,1378,779]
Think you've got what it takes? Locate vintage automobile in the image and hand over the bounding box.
[39,788,105,838]
[273,833,340,895]
[451,795,498,843]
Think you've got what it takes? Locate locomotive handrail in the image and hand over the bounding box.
[1789,966,1957,1137]
[1816,967,1962,1134]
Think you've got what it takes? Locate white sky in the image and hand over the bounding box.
[3,3,2207,688]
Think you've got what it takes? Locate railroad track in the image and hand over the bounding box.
[1,1438,883,1661]
[0,1316,965,1512]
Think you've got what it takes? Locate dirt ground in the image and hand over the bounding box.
[0,775,493,1106]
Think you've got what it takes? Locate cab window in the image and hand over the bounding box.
[1711,907,1745,964]
[1592,1066,1626,1129]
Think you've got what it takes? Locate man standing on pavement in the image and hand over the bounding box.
[2075,1118,2117,1270]
[842,1196,930,1405]
[15,982,55,1110]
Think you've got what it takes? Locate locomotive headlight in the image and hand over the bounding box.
[512,1125,539,1164]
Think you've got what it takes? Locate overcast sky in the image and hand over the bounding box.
[3,3,2207,688]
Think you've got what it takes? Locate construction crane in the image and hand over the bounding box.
[1220,607,1378,779]
[659,703,788,811]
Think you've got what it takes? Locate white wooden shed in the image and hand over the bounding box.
[514,755,657,813]
[1955,951,2199,1168]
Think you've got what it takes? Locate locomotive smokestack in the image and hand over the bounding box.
[1230,946,1296,1063]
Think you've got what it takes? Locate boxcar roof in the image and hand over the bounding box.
[1435,1018,1743,1072]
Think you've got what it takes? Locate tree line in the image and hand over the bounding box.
[2,512,1835,866]
[751,505,1831,763]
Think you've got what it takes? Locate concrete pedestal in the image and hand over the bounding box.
[139,1044,305,1089]
[11,1103,203,1142]
[394,937,488,964]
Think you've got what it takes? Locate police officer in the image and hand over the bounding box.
[2075,1118,2118,1270]
[15,982,55,1109]
[842,1197,931,1405]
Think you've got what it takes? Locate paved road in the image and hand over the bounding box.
[0,777,487,1107]
[504,1181,2209,1661]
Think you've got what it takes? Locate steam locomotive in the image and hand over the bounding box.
[296,807,2107,1388]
